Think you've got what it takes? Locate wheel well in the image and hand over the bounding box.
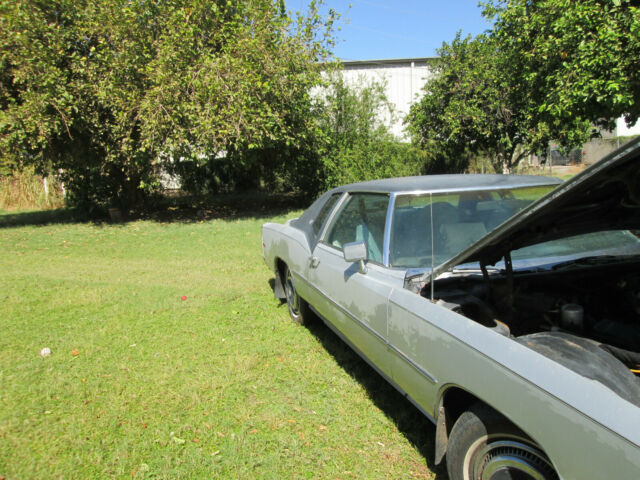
[434,387,491,465]
[273,258,286,300]
[275,258,286,278]
[441,387,479,427]
[435,387,550,469]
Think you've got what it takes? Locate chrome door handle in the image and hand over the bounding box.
[309,256,320,268]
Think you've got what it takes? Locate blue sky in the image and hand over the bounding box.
[286,0,492,61]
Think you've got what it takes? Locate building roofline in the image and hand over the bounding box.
[340,57,438,67]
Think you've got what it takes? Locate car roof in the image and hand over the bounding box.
[329,174,561,195]
[293,173,562,251]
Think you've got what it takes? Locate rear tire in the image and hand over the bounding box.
[283,265,312,325]
[447,403,558,480]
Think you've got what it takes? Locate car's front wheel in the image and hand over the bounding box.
[447,403,558,480]
[283,265,311,325]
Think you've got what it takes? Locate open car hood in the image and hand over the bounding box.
[423,136,640,284]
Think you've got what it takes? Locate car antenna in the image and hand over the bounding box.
[430,192,435,302]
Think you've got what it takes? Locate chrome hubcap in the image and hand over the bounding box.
[472,439,557,480]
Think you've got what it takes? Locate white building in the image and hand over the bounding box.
[341,57,640,160]
[340,58,436,139]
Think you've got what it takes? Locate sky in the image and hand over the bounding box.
[286,0,492,61]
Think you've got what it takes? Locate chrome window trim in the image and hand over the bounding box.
[312,192,344,238]
[318,192,391,264]
[337,182,559,197]
[317,192,349,242]
[383,193,397,267]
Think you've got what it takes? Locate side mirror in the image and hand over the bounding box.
[343,241,368,274]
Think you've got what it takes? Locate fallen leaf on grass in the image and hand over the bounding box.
[318,425,327,431]
[192,438,200,443]
[248,429,258,435]
[72,349,79,357]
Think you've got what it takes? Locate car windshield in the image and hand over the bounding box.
[510,230,640,266]
[390,186,555,268]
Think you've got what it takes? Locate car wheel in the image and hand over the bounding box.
[447,403,558,480]
[283,265,310,325]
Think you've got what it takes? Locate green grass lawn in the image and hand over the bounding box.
[0,205,440,479]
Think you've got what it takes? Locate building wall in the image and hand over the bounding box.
[341,58,638,164]
[341,59,435,140]
[616,118,640,137]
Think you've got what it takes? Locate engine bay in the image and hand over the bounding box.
[425,260,640,377]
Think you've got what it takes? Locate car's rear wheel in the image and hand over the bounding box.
[447,403,558,480]
[283,265,311,325]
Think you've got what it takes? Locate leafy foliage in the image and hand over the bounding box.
[409,0,640,173]
[407,33,592,173]
[0,0,337,209]
[484,0,640,133]
[316,74,425,188]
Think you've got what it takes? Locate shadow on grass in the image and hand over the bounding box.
[0,207,92,229]
[0,192,309,228]
[142,191,308,224]
[303,315,448,479]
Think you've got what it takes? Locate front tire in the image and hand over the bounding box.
[283,265,311,325]
[447,403,558,480]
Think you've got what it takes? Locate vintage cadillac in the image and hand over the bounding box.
[262,138,640,479]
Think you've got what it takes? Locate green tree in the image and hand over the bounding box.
[0,0,337,210]
[407,33,592,173]
[316,74,425,188]
[484,0,640,133]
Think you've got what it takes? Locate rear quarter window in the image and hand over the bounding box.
[312,193,342,236]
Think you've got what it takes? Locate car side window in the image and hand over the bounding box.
[325,193,389,264]
[312,193,342,236]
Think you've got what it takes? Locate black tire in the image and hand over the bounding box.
[447,403,558,480]
[283,265,312,325]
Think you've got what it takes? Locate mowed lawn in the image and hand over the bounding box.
[0,206,441,479]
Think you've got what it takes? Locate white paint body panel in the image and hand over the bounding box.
[261,169,640,479]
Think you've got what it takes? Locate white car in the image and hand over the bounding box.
[262,138,640,479]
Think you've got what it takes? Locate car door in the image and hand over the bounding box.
[385,193,450,416]
[290,192,344,305]
[308,193,400,376]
